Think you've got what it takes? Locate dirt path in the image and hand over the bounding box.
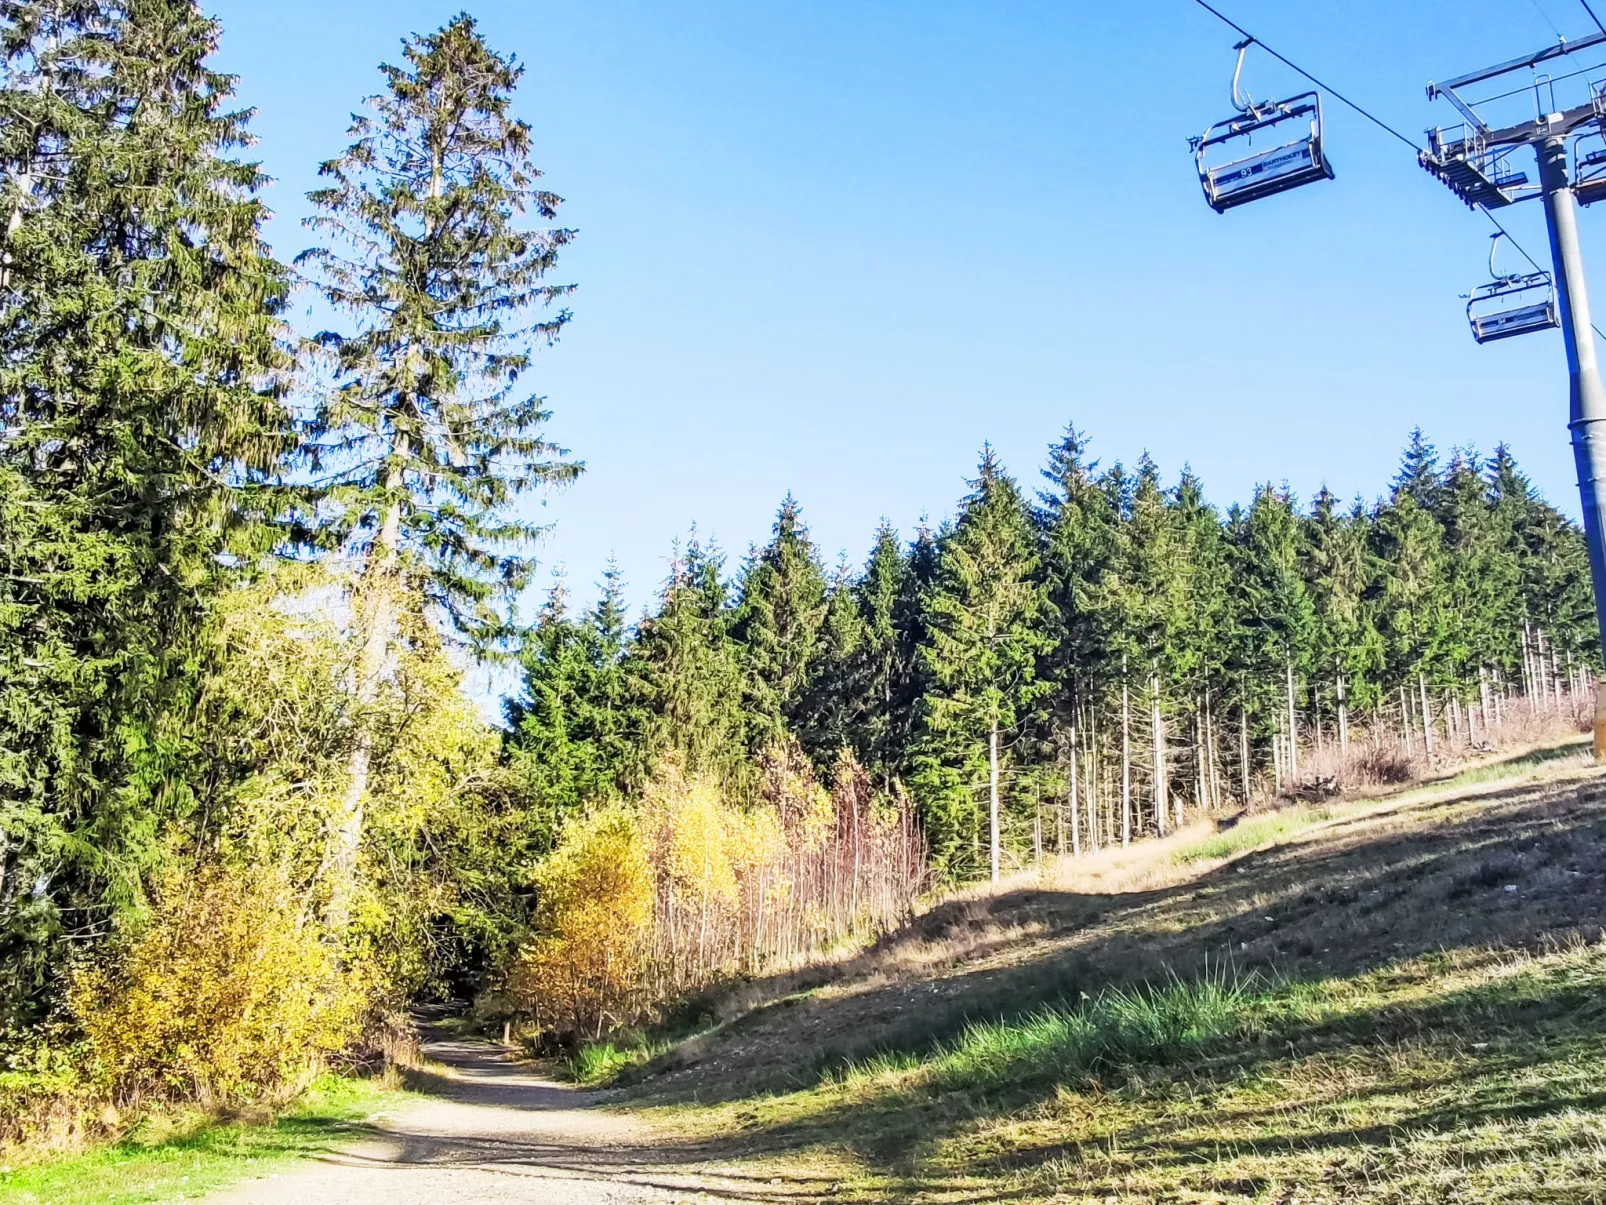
[207,1033,768,1205]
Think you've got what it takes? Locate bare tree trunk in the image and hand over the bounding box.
[1285,657,1299,784]
[1401,685,1414,757]
[1151,674,1167,837]
[1418,673,1435,758]
[1240,704,1251,805]
[1336,662,1350,758]
[1272,713,1284,791]
[330,476,404,934]
[1069,724,1080,857]
[988,721,1001,884]
[1088,706,1099,853]
[1121,677,1132,848]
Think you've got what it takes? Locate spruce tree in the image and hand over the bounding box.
[732,494,827,750]
[913,449,1050,882]
[294,16,577,925]
[624,534,748,791]
[796,554,867,761]
[0,0,290,1016]
[505,564,631,840]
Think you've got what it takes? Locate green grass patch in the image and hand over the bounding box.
[0,1073,406,1205]
[567,1042,640,1086]
[1172,806,1332,864]
[928,969,1267,1091]
[1444,740,1590,788]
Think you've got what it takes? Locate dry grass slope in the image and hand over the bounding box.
[607,740,1606,1204]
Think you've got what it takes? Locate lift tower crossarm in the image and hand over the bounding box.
[1428,30,1606,96]
[1477,103,1600,149]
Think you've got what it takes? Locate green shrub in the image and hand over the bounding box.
[566,1042,636,1086]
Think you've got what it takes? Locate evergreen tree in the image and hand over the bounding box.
[0,0,290,1017]
[796,553,867,761]
[1037,425,1119,721]
[913,450,1050,881]
[624,534,748,791]
[505,564,631,840]
[732,495,826,750]
[850,522,919,789]
[294,16,577,925]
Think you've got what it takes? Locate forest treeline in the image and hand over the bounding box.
[0,0,1597,1152]
[512,430,1596,887]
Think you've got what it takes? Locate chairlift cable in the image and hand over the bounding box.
[1189,0,1423,151]
[1190,0,1606,341]
[1528,0,1566,41]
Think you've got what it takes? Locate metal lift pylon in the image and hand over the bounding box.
[1424,32,1606,756]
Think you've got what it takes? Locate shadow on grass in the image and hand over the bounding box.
[626,767,1606,1108]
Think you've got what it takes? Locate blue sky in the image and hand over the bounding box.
[214,0,1604,620]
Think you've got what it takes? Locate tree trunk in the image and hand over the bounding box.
[988,721,1001,884]
[1285,657,1299,784]
[330,480,404,934]
[1069,724,1080,857]
[1151,674,1167,837]
[1088,706,1099,852]
[1272,713,1284,790]
[1336,662,1350,758]
[1418,673,1434,758]
[1239,704,1250,805]
[1401,685,1414,757]
[1121,678,1132,848]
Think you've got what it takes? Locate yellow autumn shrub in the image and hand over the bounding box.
[69,865,369,1106]
[509,805,653,1041]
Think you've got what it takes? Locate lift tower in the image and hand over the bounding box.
[1421,33,1606,754]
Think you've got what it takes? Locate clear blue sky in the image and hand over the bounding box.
[214,0,1602,620]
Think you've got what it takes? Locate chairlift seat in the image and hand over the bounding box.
[1466,271,1560,343]
[1193,92,1334,213]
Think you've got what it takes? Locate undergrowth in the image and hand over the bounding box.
[0,1073,405,1205]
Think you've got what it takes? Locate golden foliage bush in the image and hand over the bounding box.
[69,865,369,1107]
[512,747,925,1041]
[508,805,653,1040]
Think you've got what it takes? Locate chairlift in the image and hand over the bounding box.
[1466,234,1559,344]
[1190,39,1334,213]
[1576,118,1606,206]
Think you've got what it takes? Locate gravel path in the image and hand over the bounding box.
[206,1034,749,1205]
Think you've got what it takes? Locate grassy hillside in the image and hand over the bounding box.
[617,740,1606,1203]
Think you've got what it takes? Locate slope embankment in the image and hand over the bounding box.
[614,740,1606,1203]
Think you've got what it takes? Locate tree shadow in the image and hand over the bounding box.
[589,768,1606,1194]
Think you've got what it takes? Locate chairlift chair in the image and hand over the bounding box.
[1578,82,1606,207]
[1575,123,1606,207]
[1466,234,1559,344]
[1190,39,1335,213]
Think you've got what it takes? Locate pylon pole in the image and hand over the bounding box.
[1538,135,1606,758]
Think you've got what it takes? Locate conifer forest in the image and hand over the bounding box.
[1,1,1603,1190]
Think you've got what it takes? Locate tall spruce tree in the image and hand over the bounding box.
[913,449,1050,881]
[505,565,631,840]
[295,16,577,926]
[732,495,827,751]
[624,535,748,791]
[0,0,290,1017]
